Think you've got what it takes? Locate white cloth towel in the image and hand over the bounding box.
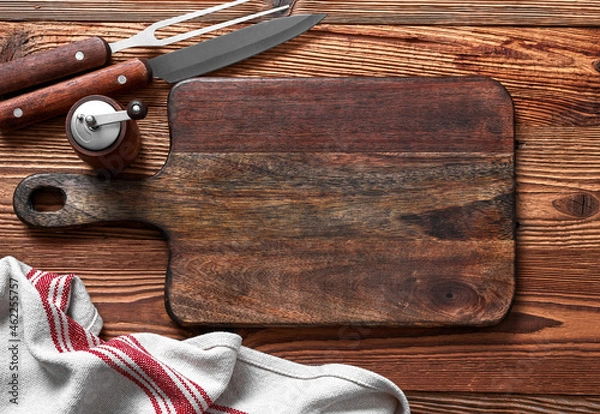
[0,256,410,413]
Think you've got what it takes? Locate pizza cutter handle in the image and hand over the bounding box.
[13,173,149,228]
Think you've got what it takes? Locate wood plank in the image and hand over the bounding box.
[3,0,600,26]
[0,1,286,23]
[3,23,600,127]
[170,77,514,153]
[238,295,600,394]
[294,0,600,26]
[406,392,600,413]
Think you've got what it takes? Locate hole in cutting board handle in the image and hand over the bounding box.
[30,186,66,212]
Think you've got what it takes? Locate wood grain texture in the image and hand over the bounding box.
[0,1,287,22]
[1,5,600,412]
[406,392,600,414]
[13,77,516,327]
[294,0,600,25]
[170,77,514,153]
[3,0,600,25]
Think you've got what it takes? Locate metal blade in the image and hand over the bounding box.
[148,14,325,83]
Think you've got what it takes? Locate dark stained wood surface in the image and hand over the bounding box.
[13,77,516,327]
[1,0,600,412]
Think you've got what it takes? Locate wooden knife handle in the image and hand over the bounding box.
[0,37,111,96]
[13,172,149,228]
[0,59,152,132]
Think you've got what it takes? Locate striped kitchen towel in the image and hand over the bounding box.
[0,256,410,413]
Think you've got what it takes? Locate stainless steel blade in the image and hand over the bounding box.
[147,14,325,83]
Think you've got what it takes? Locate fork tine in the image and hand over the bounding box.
[149,0,253,32]
[111,0,288,53]
[156,5,290,46]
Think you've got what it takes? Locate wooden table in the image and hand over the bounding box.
[1,1,600,412]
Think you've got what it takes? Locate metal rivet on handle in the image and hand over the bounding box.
[75,51,85,61]
[117,75,127,85]
[13,108,23,118]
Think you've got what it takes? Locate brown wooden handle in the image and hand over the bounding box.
[0,59,152,132]
[0,37,111,96]
[13,172,149,228]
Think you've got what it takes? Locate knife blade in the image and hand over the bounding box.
[0,0,289,96]
[0,14,325,132]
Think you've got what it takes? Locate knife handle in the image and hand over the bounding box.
[0,59,152,132]
[0,37,112,96]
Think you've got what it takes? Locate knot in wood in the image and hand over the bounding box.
[552,192,599,219]
[0,30,30,63]
[427,280,482,317]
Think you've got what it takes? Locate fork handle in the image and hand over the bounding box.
[0,59,152,132]
[0,37,111,96]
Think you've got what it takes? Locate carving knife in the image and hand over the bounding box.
[0,13,325,132]
[0,0,283,96]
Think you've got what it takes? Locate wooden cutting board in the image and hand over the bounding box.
[13,77,516,327]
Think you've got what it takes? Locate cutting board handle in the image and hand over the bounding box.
[13,173,149,228]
